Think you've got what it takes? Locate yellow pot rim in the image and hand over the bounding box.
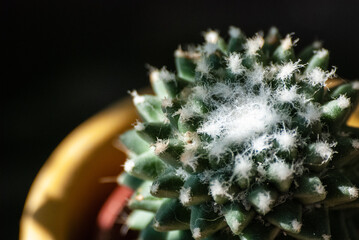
[20,97,138,240]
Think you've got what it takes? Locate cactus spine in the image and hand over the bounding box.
[118,26,359,240]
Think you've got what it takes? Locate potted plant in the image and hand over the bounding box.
[21,26,359,240]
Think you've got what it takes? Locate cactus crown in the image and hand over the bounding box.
[118,26,359,240]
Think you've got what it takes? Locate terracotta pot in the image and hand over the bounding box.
[20,97,138,240]
[95,185,138,240]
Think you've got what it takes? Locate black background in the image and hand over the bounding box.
[3,0,359,238]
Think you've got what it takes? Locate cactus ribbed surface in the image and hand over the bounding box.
[118,27,359,239]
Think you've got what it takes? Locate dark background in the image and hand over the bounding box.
[3,0,359,238]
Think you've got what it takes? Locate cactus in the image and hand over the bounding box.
[118,26,359,240]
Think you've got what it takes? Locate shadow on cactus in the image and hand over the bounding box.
[117,26,359,240]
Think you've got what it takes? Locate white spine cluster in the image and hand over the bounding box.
[268,161,294,181]
[276,86,299,103]
[226,53,245,75]
[150,182,159,194]
[209,179,233,200]
[280,34,298,50]
[154,139,169,155]
[124,159,135,172]
[233,155,254,179]
[291,219,302,233]
[204,30,219,44]
[335,95,351,109]
[179,187,192,205]
[352,139,359,149]
[180,150,198,171]
[244,34,264,56]
[274,128,297,151]
[305,67,336,87]
[130,90,145,104]
[314,141,336,162]
[298,102,322,125]
[161,97,173,108]
[192,228,201,239]
[339,186,359,198]
[133,120,145,131]
[257,191,274,215]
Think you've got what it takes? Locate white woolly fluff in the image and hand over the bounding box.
[154,139,169,155]
[348,187,359,198]
[196,58,211,76]
[336,95,351,109]
[276,61,303,81]
[244,34,264,56]
[352,139,359,149]
[180,150,198,171]
[191,85,209,102]
[274,129,297,151]
[231,219,241,233]
[291,219,302,233]
[315,182,326,195]
[150,67,175,83]
[211,82,235,99]
[268,161,293,181]
[159,67,175,82]
[174,101,202,122]
[280,34,298,50]
[192,228,201,239]
[246,63,266,86]
[339,186,359,198]
[198,92,282,156]
[204,30,219,43]
[151,182,159,194]
[228,26,241,38]
[276,86,300,103]
[257,191,274,214]
[179,187,192,205]
[130,90,145,104]
[234,155,254,179]
[124,159,135,172]
[153,219,160,229]
[161,97,173,108]
[182,131,201,151]
[305,67,336,87]
[226,53,245,75]
[298,102,322,125]
[314,141,335,161]
[174,108,192,122]
[209,179,232,200]
[251,135,272,153]
[316,49,329,59]
[133,120,145,131]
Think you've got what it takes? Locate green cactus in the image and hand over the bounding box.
[118,26,359,239]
